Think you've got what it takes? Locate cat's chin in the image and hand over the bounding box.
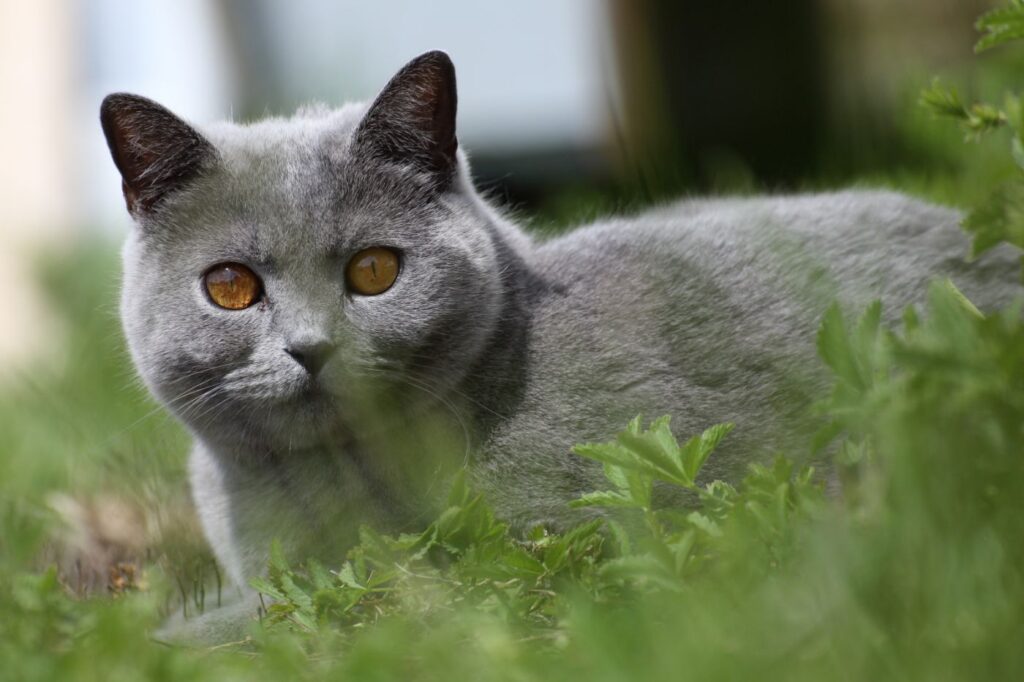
[224,384,352,451]
[276,390,347,439]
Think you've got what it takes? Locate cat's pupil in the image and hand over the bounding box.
[346,247,399,296]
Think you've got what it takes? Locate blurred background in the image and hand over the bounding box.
[0,0,1013,373]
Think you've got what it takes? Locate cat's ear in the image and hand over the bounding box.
[100,94,217,215]
[353,50,459,190]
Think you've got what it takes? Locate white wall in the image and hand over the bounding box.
[79,0,236,232]
[0,0,75,368]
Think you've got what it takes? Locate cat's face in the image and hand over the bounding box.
[105,52,502,452]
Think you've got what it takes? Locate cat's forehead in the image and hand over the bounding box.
[170,103,440,265]
[202,103,368,179]
[190,106,359,237]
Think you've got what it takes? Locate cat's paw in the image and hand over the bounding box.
[153,592,264,647]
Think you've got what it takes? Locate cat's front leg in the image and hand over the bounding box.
[188,443,253,589]
[158,444,272,644]
[153,590,263,646]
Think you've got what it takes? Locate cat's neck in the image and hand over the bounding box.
[453,203,545,444]
[463,181,535,264]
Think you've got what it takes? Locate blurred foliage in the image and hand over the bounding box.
[976,0,1024,52]
[920,0,1024,261]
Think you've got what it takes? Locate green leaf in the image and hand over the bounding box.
[902,305,921,334]
[920,79,966,119]
[976,0,1024,52]
[616,430,690,486]
[963,182,1024,256]
[648,415,681,463]
[336,562,365,590]
[940,279,984,320]
[445,468,471,507]
[502,547,546,576]
[919,79,1006,140]
[606,518,633,555]
[686,511,722,538]
[602,461,654,507]
[817,304,863,390]
[964,103,1008,137]
[599,555,682,591]
[307,558,334,592]
[1012,136,1024,172]
[249,577,286,602]
[268,538,290,576]
[573,442,661,478]
[278,572,314,615]
[854,300,882,353]
[679,423,735,484]
[667,529,698,572]
[538,520,602,572]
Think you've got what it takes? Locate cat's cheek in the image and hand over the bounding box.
[343,300,423,357]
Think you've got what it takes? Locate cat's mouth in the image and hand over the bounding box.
[272,367,344,405]
[286,378,342,414]
[260,387,350,449]
[207,364,403,449]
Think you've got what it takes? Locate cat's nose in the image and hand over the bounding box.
[284,341,334,376]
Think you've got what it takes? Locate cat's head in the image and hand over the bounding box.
[102,51,512,452]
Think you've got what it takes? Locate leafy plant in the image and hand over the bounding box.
[250,412,824,653]
[921,0,1024,260]
[977,0,1024,53]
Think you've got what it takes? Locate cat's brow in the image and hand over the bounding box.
[241,221,275,269]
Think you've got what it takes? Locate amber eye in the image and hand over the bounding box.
[204,263,262,310]
[346,247,400,296]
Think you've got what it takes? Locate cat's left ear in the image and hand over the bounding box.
[353,50,458,190]
[100,93,217,216]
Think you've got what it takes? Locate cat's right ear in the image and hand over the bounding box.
[100,94,216,216]
[353,51,459,191]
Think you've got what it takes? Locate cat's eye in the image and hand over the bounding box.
[346,247,399,296]
[204,263,262,310]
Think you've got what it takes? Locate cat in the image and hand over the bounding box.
[100,51,1021,641]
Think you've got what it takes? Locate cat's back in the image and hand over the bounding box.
[530,189,1016,317]
[474,190,1020,527]
[497,189,1017,468]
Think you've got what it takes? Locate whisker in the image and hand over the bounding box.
[351,366,474,470]
[355,358,510,421]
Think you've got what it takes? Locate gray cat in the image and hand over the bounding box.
[101,51,1021,640]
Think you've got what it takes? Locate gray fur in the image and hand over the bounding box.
[102,52,1022,641]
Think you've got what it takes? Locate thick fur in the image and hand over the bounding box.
[104,53,1022,641]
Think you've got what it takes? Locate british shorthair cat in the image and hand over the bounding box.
[100,50,1021,640]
